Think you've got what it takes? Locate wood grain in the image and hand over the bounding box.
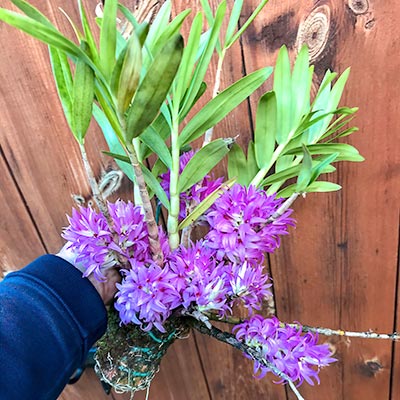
[1,0,400,399]
[0,1,209,399]
[241,1,400,399]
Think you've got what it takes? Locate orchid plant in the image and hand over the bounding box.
[0,0,373,398]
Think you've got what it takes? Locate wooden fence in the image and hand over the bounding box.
[0,0,399,399]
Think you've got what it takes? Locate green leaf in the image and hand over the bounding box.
[141,164,170,209]
[0,8,82,57]
[10,0,54,27]
[144,1,171,51]
[246,141,259,183]
[99,0,117,78]
[152,9,191,56]
[140,126,172,169]
[284,143,361,157]
[117,31,142,112]
[179,139,230,193]
[261,162,336,186]
[179,1,226,118]
[174,12,203,104]
[178,177,236,229]
[225,0,269,48]
[78,0,99,63]
[296,144,313,192]
[254,91,276,169]
[306,181,342,193]
[310,153,339,183]
[225,0,243,45]
[180,67,272,146]
[308,69,350,142]
[274,45,292,144]
[49,47,73,129]
[291,46,312,125]
[94,105,134,181]
[72,42,95,143]
[228,143,247,184]
[278,180,341,198]
[126,34,183,142]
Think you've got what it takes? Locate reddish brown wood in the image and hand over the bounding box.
[0,1,209,399]
[241,1,400,399]
[0,148,45,276]
[1,0,400,399]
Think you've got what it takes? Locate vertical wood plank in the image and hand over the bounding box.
[172,1,287,399]
[241,1,400,399]
[0,1,210,399]
[0,147,45,276]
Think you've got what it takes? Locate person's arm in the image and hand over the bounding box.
[0,255,108,400]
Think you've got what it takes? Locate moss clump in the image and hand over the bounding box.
[95,308,188,394]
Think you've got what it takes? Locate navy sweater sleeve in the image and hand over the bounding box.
[0,255,108,400]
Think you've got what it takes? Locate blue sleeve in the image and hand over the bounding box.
[0,255,108,400]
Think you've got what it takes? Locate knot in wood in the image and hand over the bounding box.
[296,5,331,63]
[348,0,369,15]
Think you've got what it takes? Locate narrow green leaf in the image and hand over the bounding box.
[93,105,134,181]
[200,0,214,26]
[78,0,99,63]
[255,91,276,169]
[140,126,172,169]
[178,177,236,230]
[141,164,170,209]
[145,0,171,50]
[261,163,336,186]
[179,1,226,118]
[225,0,243,45]
[117,31,142,112]
[284,143,361,157]
[228,143,248,184]
[72,42,95,142]
[151,9,191,56]
[126,34,183,141]
[0,8,82,57]
[110,43,127,95]
[49,47,73,129]
[246,142,259,184]
[59,7,83,41]
[291,46,312,125]
[180,67,272,146]
[179,139,230,193]
[179,81,207,123]
[174,12,203,103]
[296,144,313,192]
[306,181,342,193]
[274,45,292,144]
[310,153,339,183]
[10,0,54,27]
[225,0,269,48]
[99,0,117,78]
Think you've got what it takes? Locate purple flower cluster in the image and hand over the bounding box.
[62,200,164,280]
[160,151,223,220]
[115,239,273,331]
[115,260,181,332]
[233,315,336,386]
[206,184,295,263]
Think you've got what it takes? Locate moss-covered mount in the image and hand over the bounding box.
[95,309,189,394]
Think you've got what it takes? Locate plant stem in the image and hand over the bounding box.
[126,141,163,265]
[205,312,400,341]
[79,143,111,221]
[167,116,181,249]
[190,319,305,400]
[289,324,400,341]
[202,49,226,147]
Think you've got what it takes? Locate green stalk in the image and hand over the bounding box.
[167,115,181,249]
